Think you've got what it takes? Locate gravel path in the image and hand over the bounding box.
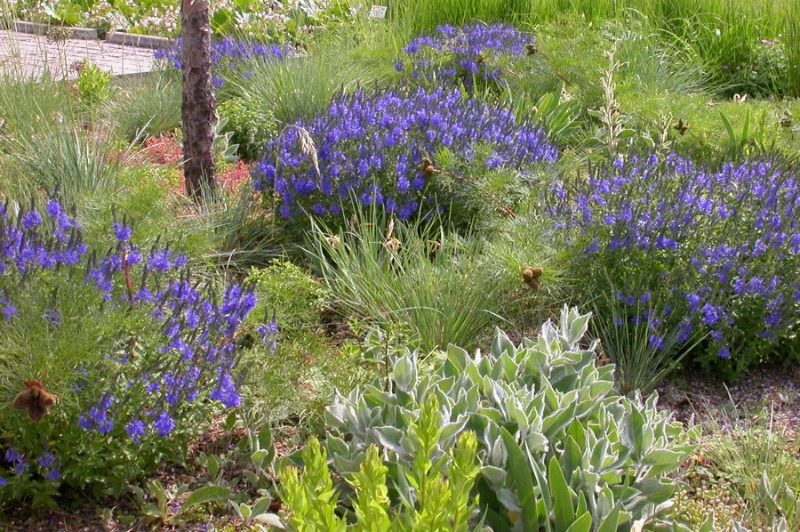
[0,30,155,79]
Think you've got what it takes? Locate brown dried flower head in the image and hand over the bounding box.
[13,380,58,422]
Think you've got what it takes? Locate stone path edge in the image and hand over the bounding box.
[10,21,173,49]
[106,32,172,49]
[12,20,97,40]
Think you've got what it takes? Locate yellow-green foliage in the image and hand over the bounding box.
[278,399,480,531]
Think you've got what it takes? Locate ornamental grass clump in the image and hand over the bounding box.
[0,200,274,506]
[397,23,536,92]
[550,153,800,378]
[254,87,557,226]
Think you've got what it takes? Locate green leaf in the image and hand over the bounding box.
[251,449,271,468]
[642,449,684,468]
[206,455,220,480]
[224,411,237,430]
[481,465,507,485]
[697,514,715,532]
[567,312,591,347]
[182,486,232,511]
[597,504,621,532]
[500,428,539,530]
[258,427,272,450]
[564,511,592,532]
[239,503,252,520]
[492,328,515,356]
[548,456,575,530]
[252,496,272,516]
[255,513,285,528]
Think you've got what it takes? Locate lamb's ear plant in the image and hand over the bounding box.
[324,306,696,530]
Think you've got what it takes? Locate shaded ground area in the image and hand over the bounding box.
[0,30,155,79]
[659,365,800,438]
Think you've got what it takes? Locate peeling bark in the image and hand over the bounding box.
[181,0,216,198]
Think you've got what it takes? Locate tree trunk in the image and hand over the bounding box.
[181,0,216,198]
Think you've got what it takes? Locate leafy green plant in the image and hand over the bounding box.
[307,209,509,352]
[325,307,696,529]
[524,86,583,147]
[224,50,373,125]
[191,421,281,528]
[245,260,330,334]
[74,60,111,110]
[130,478,232,527]
[0,72,74,142]
[757,472,800,532]
[218,97,278,162]
[588,42,635,161]
[719,108,777,160]
[187,185,281,268]
[278,399,481,530]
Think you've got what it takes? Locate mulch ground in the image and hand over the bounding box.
[658,364,800,440]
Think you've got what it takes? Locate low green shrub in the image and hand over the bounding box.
[324,307,696,529]
[246,260,329,335]
[75,60,111,110]
[107,70,182,142]
[8,122,122,204]
[702,415,800,530]
[217,97,278,162]
[224,51,373,126]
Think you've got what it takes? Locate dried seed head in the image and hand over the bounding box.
[386,218,395,241]
[13,380,58,422]
[780,110,792,128]
[325,234,341,248]
[420,157,439,176]
[384,236,402,254]
[522,267,543,282]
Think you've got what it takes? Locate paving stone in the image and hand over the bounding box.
[0,30,157,80]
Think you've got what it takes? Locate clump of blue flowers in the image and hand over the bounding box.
[77,231,259,441]
[254,87,557,222]
[0,200,274,503]
[550,153,800,376]
[154,38,292,89]
[0,199,86,322]
[397,23,535,91]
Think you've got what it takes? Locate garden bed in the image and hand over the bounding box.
[1,2,799,530]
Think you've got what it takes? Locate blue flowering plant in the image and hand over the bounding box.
[396,23,537,93]
[550,153,800,378]
[154,38,292,91]
[0,200,274,506]
[253,86,557,231]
